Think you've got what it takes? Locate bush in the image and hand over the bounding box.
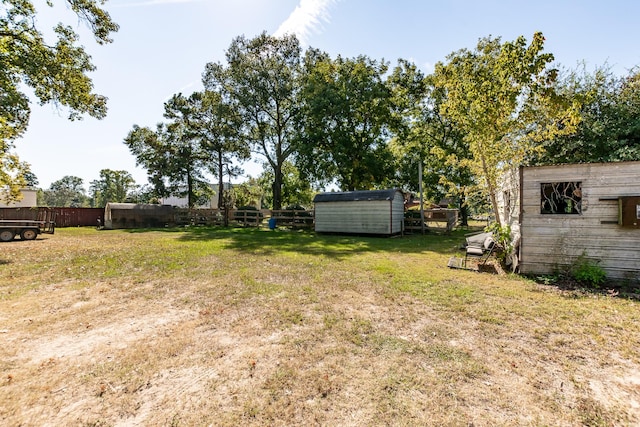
[485,222,513,263]
[572,252,606,287]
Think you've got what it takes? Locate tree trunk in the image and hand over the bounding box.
[459,193,469,227]
[216,150,224,212]
[216,150,229,226]
[482,156,502,228]
[272,163,283,210]
[186,167,194,209]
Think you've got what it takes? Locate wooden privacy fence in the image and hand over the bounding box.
[0,207,102,227]
[53,208,103,227]
[117,208,312,229]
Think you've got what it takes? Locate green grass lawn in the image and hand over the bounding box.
[1,226,639,426]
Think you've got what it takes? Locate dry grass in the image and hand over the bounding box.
[1,226,639,426]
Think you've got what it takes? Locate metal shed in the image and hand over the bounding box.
[104,203,174,229]
[313,189,405,235]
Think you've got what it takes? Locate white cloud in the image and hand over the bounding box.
[273,0,339,46]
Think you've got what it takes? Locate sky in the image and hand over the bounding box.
[14,0,640,190]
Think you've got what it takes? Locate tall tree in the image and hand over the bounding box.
[162,93,213,208]
[297,50,395,191]
[387,60,476,225]
[386,59,431,192]
[123,124,169,201]
[421,76,476,224]
[43,175,88,207]
[124,94,212,208]
[89,169,137,207]
[203,32,302,209]
[21,168,38,187]
[1,0,118,198]
[189,90,249,212]
[255,161,315,209]
[431,32,579,227]
[533,66,640,164]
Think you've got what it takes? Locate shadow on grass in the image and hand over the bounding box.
[122,225,475,259]
[529,275,640,301]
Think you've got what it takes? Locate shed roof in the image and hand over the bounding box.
[313,189,402,203]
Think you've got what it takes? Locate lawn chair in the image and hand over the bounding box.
[447,231,495,270]
[464,232,495,267]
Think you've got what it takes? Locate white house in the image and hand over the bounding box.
[0,188,38,208]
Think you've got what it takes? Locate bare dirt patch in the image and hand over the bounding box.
[1,228,639,426]
[25,307,194,364]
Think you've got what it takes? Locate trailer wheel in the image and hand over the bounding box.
[20,229,38,241]
[0,230,16,242]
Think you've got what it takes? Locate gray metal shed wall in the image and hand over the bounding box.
[519,161,640,281]
[314,191,404,235]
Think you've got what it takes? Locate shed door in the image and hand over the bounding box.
[619,196,640,228]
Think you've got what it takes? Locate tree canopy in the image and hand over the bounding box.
[89,169,137,207]
[1,0,118,199]
[533,66,640,165]
[190,90,250,211]
[203,32,302,210]
[42,175,87,207]
[124,98,213,209]
[297,50,395,191]
[431,32,580,226]
[106,30,636,220]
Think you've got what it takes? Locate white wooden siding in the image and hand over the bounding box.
[0,189,37,207]
[390,196,405,234]
[520,161,640,280]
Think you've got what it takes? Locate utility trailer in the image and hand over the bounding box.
[0,210,56,242]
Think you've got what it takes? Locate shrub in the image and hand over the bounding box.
[571,252,606,287]
[485,222,513,262]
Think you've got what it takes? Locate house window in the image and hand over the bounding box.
[540,182,582,214]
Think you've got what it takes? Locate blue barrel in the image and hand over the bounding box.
[268,217,277,230]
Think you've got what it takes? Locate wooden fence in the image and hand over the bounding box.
[0,207,102,227]
[2,206,460,232]
[269,210,314,229]
[173,209,267,227]
[232,209,265,227]
[404,209,459,233]
[174,209,225,226]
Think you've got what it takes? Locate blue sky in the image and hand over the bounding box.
[16,0,640,189]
